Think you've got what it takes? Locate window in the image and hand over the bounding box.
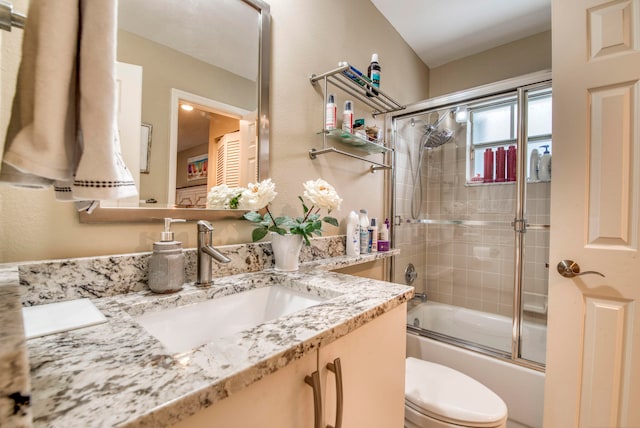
[467,89,552,183]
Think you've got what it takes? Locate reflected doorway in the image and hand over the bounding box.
[168,89,257,207]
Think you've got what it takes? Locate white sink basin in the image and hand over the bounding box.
[134,285,326,354]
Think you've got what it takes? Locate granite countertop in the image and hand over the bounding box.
[21,253,412,427]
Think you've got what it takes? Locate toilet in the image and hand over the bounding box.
[405,357,508,428]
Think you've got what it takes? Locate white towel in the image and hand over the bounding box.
[0,0,137,202]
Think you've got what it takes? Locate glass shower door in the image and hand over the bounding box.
[393,80,552,369]
[519,86,552,365]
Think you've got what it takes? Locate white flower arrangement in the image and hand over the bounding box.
[208,178,342,245]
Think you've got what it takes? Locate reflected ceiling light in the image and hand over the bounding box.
[181,104,194,112]
[455,105,468,123]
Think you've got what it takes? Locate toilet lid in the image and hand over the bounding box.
[405,357,507,427]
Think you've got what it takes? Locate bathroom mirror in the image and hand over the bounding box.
[80,0,270,223]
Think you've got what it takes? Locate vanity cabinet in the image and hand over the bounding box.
[174,303,407,427]
[318,302,407,427]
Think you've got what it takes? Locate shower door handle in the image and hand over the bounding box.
[557,260,605,278]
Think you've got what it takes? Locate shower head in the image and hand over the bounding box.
[423,128,454,149]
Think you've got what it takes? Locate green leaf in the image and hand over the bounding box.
[269,226,288,235]
[243,211,263,222]
[298,196,309,214]
[274,216,288,226]
[229,194,241,209]
[252,227,269,242]
[301,232,311,246]
[323,216,339,227]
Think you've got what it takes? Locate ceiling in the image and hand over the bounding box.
[370,0,552,68]
[118,1,551,80]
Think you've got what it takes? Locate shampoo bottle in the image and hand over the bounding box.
[325,93,337,130]
[367,53,381,97]
[483,148,494,183]
[346,211,360,256]
[149,218,186,294]
[495,147,506,182]
[358,209,370,254]
[538,145,552,181]
[507,145,517,181]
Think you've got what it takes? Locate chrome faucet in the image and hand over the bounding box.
[196,220,231,286]
[412,292,427,303]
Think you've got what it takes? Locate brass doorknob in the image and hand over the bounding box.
[557,260,605,278]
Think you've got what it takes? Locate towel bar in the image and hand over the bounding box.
[0,0,26,32]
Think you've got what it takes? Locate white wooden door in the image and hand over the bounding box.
[239,119,258,186]
[545,0,640,426]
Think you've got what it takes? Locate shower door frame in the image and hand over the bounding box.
[390,70,552,372]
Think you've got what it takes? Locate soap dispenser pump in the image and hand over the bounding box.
[149,218,186,294]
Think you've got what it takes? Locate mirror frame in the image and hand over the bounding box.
[80,0,271,223]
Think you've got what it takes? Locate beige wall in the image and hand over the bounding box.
[0,0,429,264]
[428,31,551,98]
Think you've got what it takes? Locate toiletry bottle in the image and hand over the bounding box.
[358,209,370,254]
[483,148,494,183]
[367,53,381,97]
[538,145,552,181]
[149,218,186,294]
[342,100,354,133]
[325,93,337,131]
[369,218,378,252]
[507,145,517,181]
[346,210,360,256]
[529,148,540,182]
[495,146,506,182]
[378,218,390,252]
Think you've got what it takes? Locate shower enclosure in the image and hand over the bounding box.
[392,72,551,370]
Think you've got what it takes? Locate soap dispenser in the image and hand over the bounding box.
[538,145,552,181]
[149,218,186,294]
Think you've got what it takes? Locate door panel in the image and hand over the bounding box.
[546,0,640,426]
[587,81,639,248]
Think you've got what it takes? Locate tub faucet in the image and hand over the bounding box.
[196,220,231,286]
[412,292,427,303]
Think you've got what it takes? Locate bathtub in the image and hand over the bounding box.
[406,301,545,428]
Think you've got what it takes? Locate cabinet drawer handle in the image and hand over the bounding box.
[305,370,322,428]
[326,358,343,428]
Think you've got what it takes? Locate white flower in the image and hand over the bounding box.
[238,178,277,211]
[207,184,243,209]
[302,179,342,212]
